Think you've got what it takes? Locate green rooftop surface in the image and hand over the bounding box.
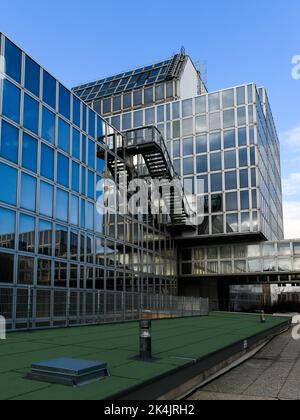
[0,313,289,400]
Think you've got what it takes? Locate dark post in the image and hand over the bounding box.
[140,320,152,360]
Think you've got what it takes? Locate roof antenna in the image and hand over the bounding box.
[180,46,186,55]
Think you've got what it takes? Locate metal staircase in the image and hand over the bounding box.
[165,49,187,81]
[123,127,196,229]
[97,126,196,229]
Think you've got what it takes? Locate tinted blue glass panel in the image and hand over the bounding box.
[81,199,85,228]
[42,107,55,144]
[2,79,20,123]
[97,117,104,139]
[88,140,95,169]
[56,188,68,222]
[73,96,80,127]
[224,151,237,169]
[211,173,222,192]
[0,163,17,205]
[0,121,19,163]
[25,56,40,97]
[39,181,53,217]
[82,135,86,163]
[88,110,95,138]
[59,84,71,120]
[23,94,39,134]
[72,129,80,160]
[97,154,105,173]
[0,207,16,249]
[19,214,35,253]
[22,133,37,173]
[210,153,222,171]
[88,171,94,199]
[86,202,94,231]
[41,144,54,180]
[57,153,69,187]
[58,118,70,153]
[20,173,36,211]
[43,71,56,109]
[81,167,86,195]
[82,105,87,132]
[5,38,22,83]
[72,161,79,193]
[71,195,79,226]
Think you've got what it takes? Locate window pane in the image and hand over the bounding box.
[21,173,36,211]
[18,256,34,285]
[59,84,70,120]
[71,195,79,226]
[182,118,193,137]
[37,259,52,286]
[224,130,236,149]
[240,169,249,188]
[183,137,194,156]
[19,214,35,253]
[71,161,79,193]
[72,128,80,160]
[210,153,222,171]
[0,252,14,283]
[183,158,193,175]
[5,38,22,83]
[134,111,143,128]
[225,171,237,190]
[39,181,53,217]
[38,220,52,256]
[224,150,237,169]
[2,79,20,123]
[238,127,247,146]
[88,139,95,169]
[182,99,193,117]
[0,207,16,250]
[145,108,155,125]
[223,109,235,128]
[41,144,54,180]
[0,163,17,205]
[209,132,221,151]
[195,96,206,114]
[227,213,238,232]
[211,173,222,192]
[56,189,68,222]
[73,96,81,127]
[226,192,238,211]
[23,94,39,135]
[222,89,234,108]
[197,155,208,173]
[42,107,55,144]
[25,56,40,97]
[88,171,95,200]
[209,93,220,111]
[0,120,19,163]
[196,135,207,154]
[55,225,68,258]
[22,133,37,173]
[43,71,56,110]
[86,202,94,231]
[58,118,70,153]
[57,153,69,187]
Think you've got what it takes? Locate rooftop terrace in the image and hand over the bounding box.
[0,313,290,400]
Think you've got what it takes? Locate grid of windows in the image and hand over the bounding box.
[180,241,300,277]
[0,34,177,295]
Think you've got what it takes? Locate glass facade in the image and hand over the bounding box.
[180,240,300,279]
[100,85,284,240]
[0,33,177,298]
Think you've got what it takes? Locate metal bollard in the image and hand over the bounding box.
[260,310,266,324]
[140,320,152,360]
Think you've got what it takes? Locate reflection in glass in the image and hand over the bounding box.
[41,144,54,180]
[5,38,22,83]
[25,56,40,97]
[278,258,292,272]
[0,120,19,164]
[42,107,55,144]
[59,84,70,120]
[55,224,68,258]
[23,94,39,134]
[43,71,56,110]
[57,153,69,188]
[22,133,37,173]
[58,118,70,153]
[56,188,68,222]
[54,261,67,288]
[0,163,17,205]
[0,252,14,283]
[39,181,53,217]
[0,207,15,250]
[18,256,34,284]
[38,220,52,256]
[37,259,51,286]
[20,173,36,211]
[2,79,21,123]
[19,214,35,253]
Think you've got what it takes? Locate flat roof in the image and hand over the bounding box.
[0,313,289,400]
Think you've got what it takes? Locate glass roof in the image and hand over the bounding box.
[72,58,173,102]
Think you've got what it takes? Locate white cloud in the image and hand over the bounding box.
[281,124,300,150]
[283,172,300,196]
[283,201,300,240]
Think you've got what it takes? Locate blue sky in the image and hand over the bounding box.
[1,0,299,237]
